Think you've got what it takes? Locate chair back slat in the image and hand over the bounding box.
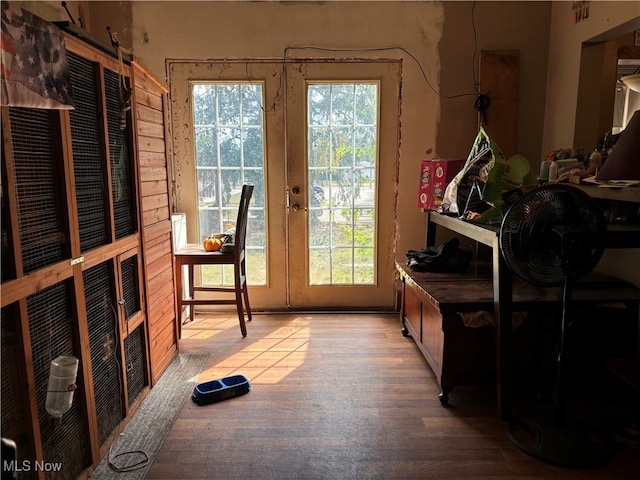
[234,184,254,258]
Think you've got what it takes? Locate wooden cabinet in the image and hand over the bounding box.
[1,31,177,479]
[397,263,496,404]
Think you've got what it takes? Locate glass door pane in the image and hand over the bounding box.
[170,61,287,309]
[192,82,266,286]
[307,83,378,285]
[286,61,400,308]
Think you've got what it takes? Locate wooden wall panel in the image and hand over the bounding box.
[138,135,167,154]
[139,150,168,167]
[479,50,519,158]
[148,291,176,340]
[147,321,179,383]
[132,61,179,384]
[142,193,170,213]
[140,165,168,182]
[140,180,169,198]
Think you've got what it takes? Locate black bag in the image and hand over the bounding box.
[406,238,472,273]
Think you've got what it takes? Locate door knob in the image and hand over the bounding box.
[291,204,300,212]
[291,186,300,195]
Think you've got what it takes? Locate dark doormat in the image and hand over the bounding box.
[90,353,209,479]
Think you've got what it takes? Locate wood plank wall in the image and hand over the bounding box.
[479,50,519,158]
[132,62,179,384]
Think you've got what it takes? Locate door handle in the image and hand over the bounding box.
[291,204,301,212]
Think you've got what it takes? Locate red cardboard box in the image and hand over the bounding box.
[417,158,464,210]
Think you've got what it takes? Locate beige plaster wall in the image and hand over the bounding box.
[82,1,132,50]
[438,1,551,175]
[542,0,640,154]
[11,0,65,20]
[11,1,126,49]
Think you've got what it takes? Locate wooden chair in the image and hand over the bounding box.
[174,184,254,337]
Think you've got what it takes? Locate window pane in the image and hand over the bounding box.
[308,127,330,168]
[192,82,267,286]
[355,84,377,125]
[307,83,378,285]
[193,84,216,124]
[331,127,353,168]
[308,84,330,125]
[219,127,241,168]
[197,168,218,208]
[242,85,263,125]
[354,126,376,168]
[218,85,240,124]
[198,209,221,240]
[331,85,354,124]
[195,127,217,167]
[243,128,264,168]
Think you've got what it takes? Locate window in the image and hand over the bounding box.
[192,83,267,285]
[307,83,378,285]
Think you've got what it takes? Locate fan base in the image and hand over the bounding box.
[506,418,614,468]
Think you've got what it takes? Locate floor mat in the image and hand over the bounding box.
[90,353,208,479]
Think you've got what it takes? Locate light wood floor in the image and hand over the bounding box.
[147,313,640,479]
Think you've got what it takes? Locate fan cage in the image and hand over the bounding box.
[500,185,606,287]
[68,52,109,252]
[124,324,148,406]
[500,219,564,287]
[9,107,67,275]
[27,280,91,480]
[104,68,136,239]
[83,261,124,446]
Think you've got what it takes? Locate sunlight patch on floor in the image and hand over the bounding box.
[183,328,226,340]
[180,315,234,340]
[198,316,311,384]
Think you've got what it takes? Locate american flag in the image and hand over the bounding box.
[1,1,75,109]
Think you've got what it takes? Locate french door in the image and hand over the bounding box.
[285,62,400,307]
[169,60,400,310]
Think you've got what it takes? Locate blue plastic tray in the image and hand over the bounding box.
[192,374,251,405]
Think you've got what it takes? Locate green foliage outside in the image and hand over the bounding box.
[193,81,379,287]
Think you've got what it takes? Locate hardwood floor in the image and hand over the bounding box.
[147,313,640,479]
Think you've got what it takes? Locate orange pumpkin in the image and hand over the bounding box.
[203,236,223,252]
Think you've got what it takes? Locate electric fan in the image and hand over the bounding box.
[499,183,613,468]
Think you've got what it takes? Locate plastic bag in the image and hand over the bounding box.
[442,127,497,219]
[442,127,535,223]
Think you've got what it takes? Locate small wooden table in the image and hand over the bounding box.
[174,243,246,338]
